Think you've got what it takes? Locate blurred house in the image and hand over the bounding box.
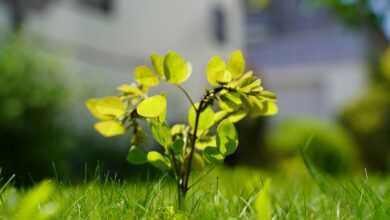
[0,0,244,124]
[244,0,367,121]
[0,0,367,123]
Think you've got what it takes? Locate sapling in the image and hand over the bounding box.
[86,50,278,208]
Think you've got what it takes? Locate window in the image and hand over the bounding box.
[212,5,227,45]
[78,0,114,14]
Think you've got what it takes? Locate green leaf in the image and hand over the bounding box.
[259,90,277,101]
[117,84,144,96]
[249,97,278,116]
[216,119,238,156]
[204,147,224,163]
[147,151,171,171]
[227,50,245,79]
[216,70,233,84]
[192,153,205,171]
[86,99,112,120]
[240,79,262,94]
[171,137,184,154]
[134,65,160,87]
[214,109,247,124]
[206,56,227,86]
[188,103,215,131]
[163,51,191,84]
[196,135,216,150]
[86,96,126,120]
[261,101,278,116]
[213,111,228,124]
[255,179,272,220]
[218,92,242,111]
[171,124,186,136]
[127,145,147,164]
[228,109,247,122]
[94,120,125,137]
[151,53,165,79]
[137,95,167,118]
[151,121,172,149]
[232,71,262,94]
[14,180,56,220]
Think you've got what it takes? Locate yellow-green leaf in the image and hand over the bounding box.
[213,111,228,124]
[137,95,167,118]
[196,135,216,150]
[188,103,215,131]
[117,84,144,96]
[147,151,171,171]
[255,179,272,220]
[250,96,278,117]
[151,53,165,79]
[192,153,205,171]
[171,124,186,136]
[227,50,245,79]
[204,146,224,163]
[214,109,247,124]
[163,51,191,84]
[86,99,112,120]
[94,120,125,137]
[216,70,233,84]
[216,119,238,156]
[134,65,160,87]
[262,101,278,116]
[240,79,262,93]
[228,109,248,123]
[86,96,126,120]
[259,90,277,101]
[14,180,56,220]
[151,121,172,149]
[218,92,242,111]
[207,56,227,86]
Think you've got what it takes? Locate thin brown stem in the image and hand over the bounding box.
[176,85,197,111]
[182,100,204,194]
[176,86,225,208]
[169,149,180,180]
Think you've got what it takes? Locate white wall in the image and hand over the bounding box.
[21,0,244,123]
[263,61,367,122]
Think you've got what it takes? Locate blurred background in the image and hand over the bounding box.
[0,0,389,184]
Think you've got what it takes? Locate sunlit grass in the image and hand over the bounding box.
[0,165,389,220]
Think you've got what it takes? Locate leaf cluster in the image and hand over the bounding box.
[86,50,277,198]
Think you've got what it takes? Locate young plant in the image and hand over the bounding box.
[86,50,278,208]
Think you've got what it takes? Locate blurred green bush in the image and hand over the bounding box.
[0,36,71,184]
[339,85,390,171]
[266,118,360,175]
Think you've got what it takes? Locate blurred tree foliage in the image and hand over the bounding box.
[0,36,71,184]
[312,0,389,81]
[266,118,360,175]
[340,86,390,170]
[312,0,385,28]
[313,0,390,171]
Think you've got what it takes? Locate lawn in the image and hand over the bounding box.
[1,164,389,220]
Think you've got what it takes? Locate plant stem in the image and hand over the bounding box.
[183,100,204,194]
[176,85,197,111]
[177,87,224,208]
[177,183,183,209]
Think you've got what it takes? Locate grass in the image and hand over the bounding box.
[0,163,389,219]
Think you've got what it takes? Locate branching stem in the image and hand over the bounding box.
[171,86,225,209]
[176,85,197,111]
[180,87,224,200]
